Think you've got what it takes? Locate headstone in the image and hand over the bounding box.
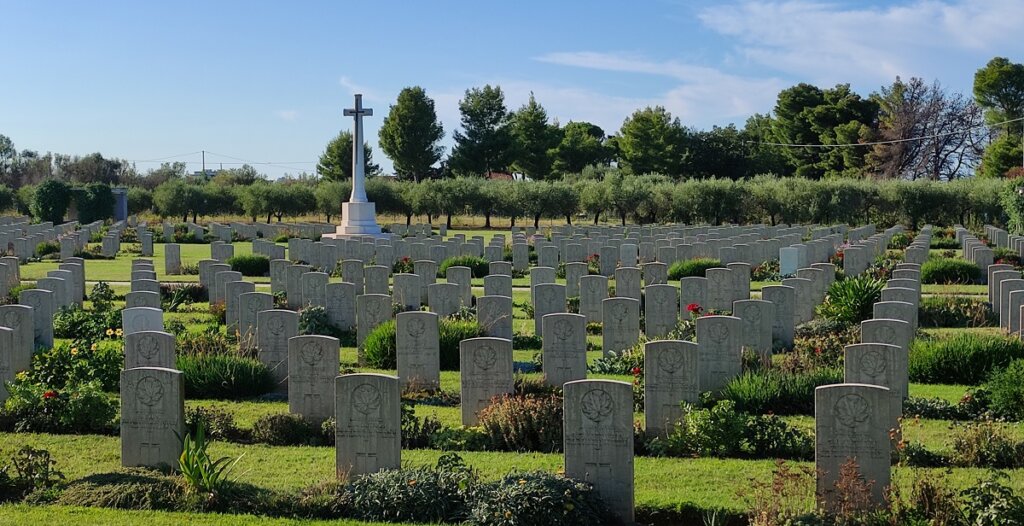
[579,275,608,324]
[815,384,891,512]
[124,331,175,370]
[392,273,422,311]
[356,294,392,359]
[644,284,679,339]
[164,243,181,275]
[733,299,775,360]
[460,337,514,426]
[120,367,185,469]
[542,313,587,387]
[396,311,440,390]
[0,305,33,377]
[761,285,796,350]
[644,340,699,436]
[477,295,513,340]
[614,267,641,301]
[483,274,512,298]
[288,335,339,423]
[844,343,904,430]
[533,283,566,336]
[364,265,390,295]
[121,306,164,336]
[602,297,640,356]
[696,315,742,391]
[705,268,734,311]
[563,379,634,524]
[427,282,459,318]
[257,309,299,389]
[326,282,357,332]
[20,289,54,348]
[238,292,273,345]
[335,373,400,476]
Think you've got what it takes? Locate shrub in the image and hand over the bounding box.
[816,274,884,325]
[477,394,563,453]
[719,368,843,415]
[930,237,960,249]
[299,306,339,337]
[52,305,122,347]
[950,421,1024,468]
[228,254,270,277]
[361,319,398,369]
[251,413,322,446]
[176,327,233,356]
[987,359,1024,420]
[35,241,59,257]
[1,447,65,501]
[363,318,485,370]
[470,471,609,526]
[909,334,1024,385]
[176,354,274,399]
[1,380,116,434]
[647,400,814,460]
[918,296,996,328]
[185,406,242,442]
[345,453,478,523]
[55,468,183,511]
[668,258,721,280]
[160,283,206,305]
[392,256,414,275]
[921,258,981,284]
[400,403,445,449]
[438,255,489,278]
[29,341,123,392]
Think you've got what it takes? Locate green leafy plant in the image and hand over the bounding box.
[986,359,1024,420]
[298,306,340,336]
[345,453,479,523]
[816,274,883,324]
[668,258,721,280]
[949,421,1024,468]
[920,258,981,284]
[35,241,59,257]
[363,318,485,370]
[178,421,242,496]
[477,394,563,453]
[185,406,242,442]
[1,380,116,434]
[470,471,609,526]
[918,296,996,328]
[438,255,489,278]
[719,368,843,415]
[227,254,270,276]
[251,413,322,446]
[176,354,274,399]
[910,334,1024,385]
[29,341,123,392]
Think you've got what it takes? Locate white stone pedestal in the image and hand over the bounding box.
[323,201,389,239]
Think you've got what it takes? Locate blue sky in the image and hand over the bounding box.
[2,0,1022,178]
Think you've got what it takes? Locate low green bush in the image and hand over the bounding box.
[470,471,609,526]
[909,334,1024,385]
[363,318,485,370]
[668,258,721,280]
[918,296,996,328]
[921,258,981,284]
[987,359,1024,420]
[816,274,884,325]
[52,305,122,346]
[175,327,233,356]
[0,447,64,502]
[930,236,960,249]
[438,255,489,278]
[719,368,843,415]
[35,241,59,257]
[251,413,325,446]
[950,420,1024,468]
[299,306,340,337]
[176,354,274,399]
[228,254,270,276]
[185,406,242,442]
[346,453,478,523]
[55,468,183,510]
[478,394,563,453]
[646,400,813,460]
[29,341,123,392]
[0,380,116,434]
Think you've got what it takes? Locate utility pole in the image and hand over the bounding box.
[202,150,206,176]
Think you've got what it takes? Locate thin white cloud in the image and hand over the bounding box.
[276,110,298,121]
[532,51,786,127]
[698,0,1024,85]
[338,76,378,101]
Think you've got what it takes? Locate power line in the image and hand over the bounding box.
[748,116,1024,148]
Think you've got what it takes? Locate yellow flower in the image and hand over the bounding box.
[15,371,27,382]
[518,479,526,485]
[504,512,512,519]
[91,343,98,351]
[105,329,114,336]
[408,479,417,486]
[115,328,123,337]
[70,347,79,356]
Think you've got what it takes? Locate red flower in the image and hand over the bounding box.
[43,390,57,399]
[631,366,641,376]
[814,347,822,355]
[686,303,702,313]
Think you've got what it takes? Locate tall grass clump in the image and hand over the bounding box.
[909,333,1024,385]
[668,258,721,280]
[176,354,274,399]
[920,258,981,284]
[719,368,843,415]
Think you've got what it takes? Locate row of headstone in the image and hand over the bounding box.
[959,227,994,277]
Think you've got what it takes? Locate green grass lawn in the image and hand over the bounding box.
[0,505,423,526]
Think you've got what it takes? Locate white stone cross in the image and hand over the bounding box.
[344,94,373,203]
